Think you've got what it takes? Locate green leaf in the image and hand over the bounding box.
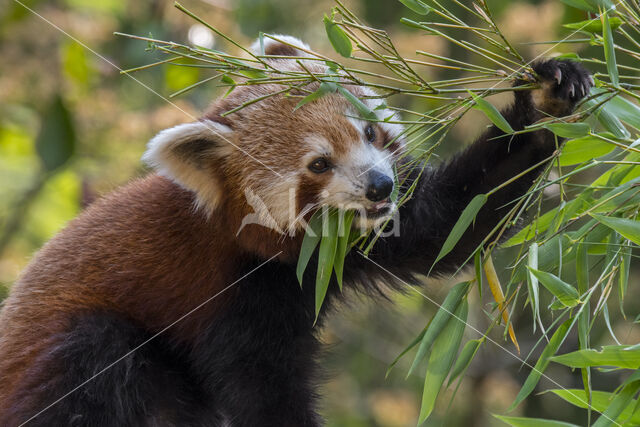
[323,14,352,57]
[559,0,597,12]
[510,319,572,410]
[619,242,631,315]
[295,82,338,111]
[399,18,432,31]
[432,194,487,268]
[418,298,467,424]
[220,74,236,98]
[468,91,514,133]
[494,415,580,427]
[584,89,631,138]
[542,122,591,138]
[548,389,640,425]
[527,268,580,308]
[238,69,267,79]
[563,17,622,33]
[527,243,541,331]
[448,338,482,386]
[386,324,428,377]
[333,210,355,289]
[474,249,483,299]
[336,85,377,121]
[602,10,619,87]
[590,214,640,246]
[558,136,615,166]
[551,345,640,369]
[602,95,640,130]
[315,209,339,318]
[576,241,591,404]
[397,0,431,14]
[296,211,323,285]
[597,105,631,139]
[35,95,76,172]
[408,281,471,377]
[592,380,640,427]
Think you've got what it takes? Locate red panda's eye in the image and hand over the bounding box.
[308,158,330,173]
[365,124,376,143]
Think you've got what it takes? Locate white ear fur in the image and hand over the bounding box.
[142,119,233,212]
[250,34,311,56]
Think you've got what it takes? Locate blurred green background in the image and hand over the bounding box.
[1,1,638,426]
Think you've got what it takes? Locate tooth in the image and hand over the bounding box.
[554,68,562,85]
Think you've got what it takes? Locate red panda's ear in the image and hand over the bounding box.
[250,34,311,57]
[142,119,232,212]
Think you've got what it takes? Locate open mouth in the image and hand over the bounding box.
[356,199,392,219]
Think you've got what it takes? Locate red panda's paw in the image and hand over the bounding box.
[528,59,593,117]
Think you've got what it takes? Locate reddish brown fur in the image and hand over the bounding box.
[0,175,304,413]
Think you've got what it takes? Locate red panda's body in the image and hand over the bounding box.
[0,36,593,426]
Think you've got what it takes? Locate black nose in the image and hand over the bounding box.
[365,170,394,202]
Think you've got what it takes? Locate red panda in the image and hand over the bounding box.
[0,35,592,426]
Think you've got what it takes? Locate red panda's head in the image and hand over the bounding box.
[143,35,404,234]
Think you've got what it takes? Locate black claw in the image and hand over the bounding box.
[531,59,592,105]
[554,68,562,85]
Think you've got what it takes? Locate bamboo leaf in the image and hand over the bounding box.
[551,345,640,369]
[296,211,323,285]
[220,74,236,98]
[468,91,514,133]
[542,122,591,139]
[418,298,467,424]
[602,95,640,130]
[386,324,428,377]
[336,85,378,121]
[474,249,483,299]
[448,338,482,386]
[558,136,615,166]
[485,255,520,352]
[408,281,471,377]
[590,214,640,246]
[324,14,352,57]
[315,209,339,318]
[547,389,640,424]
[559,0,598,12]
[619,242,631,316]
[294,82,337,111]
[433,194,487,267]
[576,241,592,409]
[527,268,580,308]
[494,415,581,427]
[601,9,619,87]
[592,379,640,427]
[527,243,541,332]
[334,210,355,289]
[510,320,572,410]
[398,0,431,15]
[563,17,622,33]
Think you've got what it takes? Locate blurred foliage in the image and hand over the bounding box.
[1,0,639,426]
